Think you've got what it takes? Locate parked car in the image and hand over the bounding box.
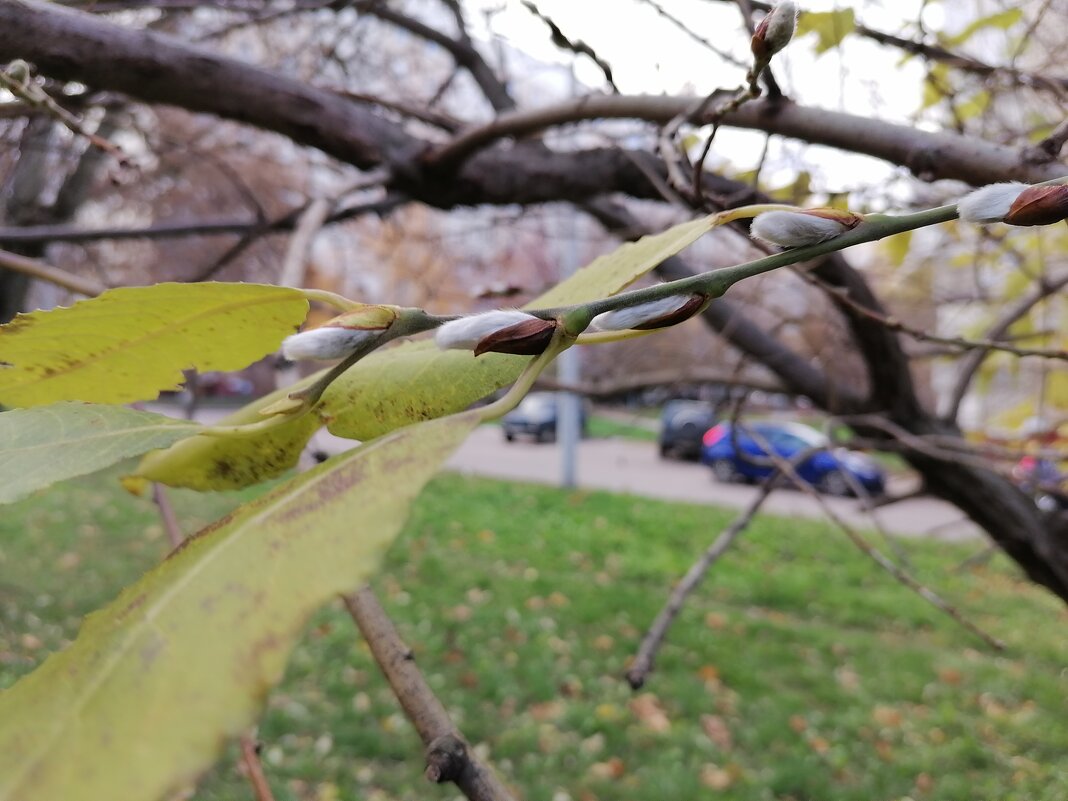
[502,392,587,443]
[658,400,716,460]
[700,421,886,497]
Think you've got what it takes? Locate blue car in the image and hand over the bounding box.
[700,421,885,497]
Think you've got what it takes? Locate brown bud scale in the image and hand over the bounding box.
[1005,185,1068,227]
[474,318,556,356]
[632,294,709,330]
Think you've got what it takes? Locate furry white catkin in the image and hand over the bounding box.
[750,210,850,248]
[591,295,695,331]
[281,327,378,360]
[435,310,540,350]
[956,183,1028,223]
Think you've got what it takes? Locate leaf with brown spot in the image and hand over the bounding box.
[0,411,477,801]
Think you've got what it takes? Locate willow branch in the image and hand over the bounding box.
[625,478,776,689]
[748,430,1006,650]
[343,589,516,801]
[239,735,277,801]
[946,271,1068,419]
[0,248,105,296]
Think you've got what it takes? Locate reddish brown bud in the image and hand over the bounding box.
[473,317,557,356]
[631,294,709,330]
[1004,185,1068,227]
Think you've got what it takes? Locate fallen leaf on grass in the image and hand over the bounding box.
[701,714,733,751]
[630,693,670,733]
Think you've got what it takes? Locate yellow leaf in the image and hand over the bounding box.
[0,411,478,801]
[796,9,856,54]
[0,283,307,407]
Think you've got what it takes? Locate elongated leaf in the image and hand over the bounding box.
[0,411,478,801]
[0,403,200,504]
[138,214,718,489]
[0,283,308,407]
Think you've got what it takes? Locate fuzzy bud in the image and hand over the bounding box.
[592,293,708,332]
[751,1,799,60]
[750,208,862,249]
[436,310,556,356]
[956,182,1028,224]
[281,303,397,361]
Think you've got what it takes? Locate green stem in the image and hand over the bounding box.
[476,332,573,423]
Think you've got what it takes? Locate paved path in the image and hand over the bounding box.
[443,426,982,542]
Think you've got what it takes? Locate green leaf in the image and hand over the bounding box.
[0,283,308,407]
[0,403,200,504]
[137,214,720,489]
[796,9,855,54]
[0,410,478,801]
[943,9,1023,47]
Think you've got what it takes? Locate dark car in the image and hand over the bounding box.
[502,392,587,443]
[658,400,715,459]
[700,421,886,497]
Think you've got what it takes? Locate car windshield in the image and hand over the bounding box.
[754,423,829,450]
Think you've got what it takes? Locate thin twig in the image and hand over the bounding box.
[802,270,1068,363]
[626,478,776,689]
[151,483,184,549]
[342,588,517,801]
[240,734,276,801]
[0,248,105,297]
[748,430,1006,650]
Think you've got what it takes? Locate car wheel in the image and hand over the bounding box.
[818,469,851,497]
[711,458,740,484]
[659,442,673,459]
[504,431,515,442]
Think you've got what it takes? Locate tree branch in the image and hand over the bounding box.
[0,195,405,246]
[946,271,1068,419]
[625,477,775,689]
[342,588,516,801]
[5,0,1065,211]
[426,94,1068,185]
[0,247,105,296]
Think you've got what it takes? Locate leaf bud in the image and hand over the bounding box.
[750,208,862,248]
[435,310,556,356]
[591,293,708,332]
[1004,185,1068,227]
[281,304,398,361]
[751,1,799,60]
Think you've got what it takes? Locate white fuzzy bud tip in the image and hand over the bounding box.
[281,327,377,361]
[435,310,540,351]
[750,210,850,249]
[753,1,799,58]
[591,295,697,332]
[956,182,1027,224]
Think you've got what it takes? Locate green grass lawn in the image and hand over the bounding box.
[1,469,1066,801]
[586,413,659,442]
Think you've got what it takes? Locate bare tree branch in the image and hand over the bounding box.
[625,477,776,689]
[0,247,104,296]
[239,735,277,801]
[746,429,1006,651]
[342,588,517,801]
[0,194,404,245]
[946,271,1068,419]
